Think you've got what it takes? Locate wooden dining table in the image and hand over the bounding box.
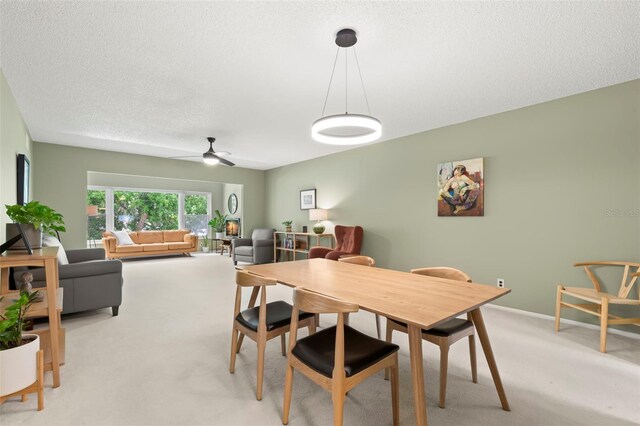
[241,258,511,426]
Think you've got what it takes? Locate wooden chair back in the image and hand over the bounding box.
[410,267,472,283]
[574,261,640,299]
[338,255,376,267]
[233,271,277,321]
[289,288,358,369]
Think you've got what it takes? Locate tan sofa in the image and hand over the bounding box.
[102,230,198,259]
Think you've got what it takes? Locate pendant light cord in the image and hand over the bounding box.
[353,46,372,116]
[321,47,341,117]
[345,48,348,114]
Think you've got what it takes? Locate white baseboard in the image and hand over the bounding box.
[486,303,640,340]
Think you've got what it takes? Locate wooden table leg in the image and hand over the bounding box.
[44,258,61,388]
[470,308,510,411]
[408,324,428,426]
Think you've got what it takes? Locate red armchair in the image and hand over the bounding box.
[308,225,363,261]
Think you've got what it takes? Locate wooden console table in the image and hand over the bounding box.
[274,232,333,263]
[1,247,63,388]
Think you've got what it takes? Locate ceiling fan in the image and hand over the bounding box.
[169,137,235,166]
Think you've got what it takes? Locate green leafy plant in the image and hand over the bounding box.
[5,201,66,236]
[0,290,40,351]
[208,209,227,232]
[282,220,293,227]
[201,237,210,248]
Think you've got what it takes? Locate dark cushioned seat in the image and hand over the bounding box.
[389,317,472,337]
[292,325,399,378]
[236,300,314,332]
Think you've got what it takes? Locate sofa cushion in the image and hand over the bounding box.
[113,230,135,246]
[116,245,143,253]
[128,232,139,244]
[137,231,163,244]
[164,230,188,242]
[168,242,191,250]
[42,235,70,265]
[142,243,169,252]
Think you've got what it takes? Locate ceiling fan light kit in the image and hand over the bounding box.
[312,28,382,146]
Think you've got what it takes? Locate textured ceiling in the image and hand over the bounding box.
[1,1,638,170]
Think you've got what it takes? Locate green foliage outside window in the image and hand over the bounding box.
[114,191,178,231]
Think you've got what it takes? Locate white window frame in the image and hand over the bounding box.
[87,186,211,233]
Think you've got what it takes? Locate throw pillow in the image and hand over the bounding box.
[113,230,135,246]
[42,235,70,265]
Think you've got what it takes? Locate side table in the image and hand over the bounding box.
[1,247,63,388]
[219,238,232,257]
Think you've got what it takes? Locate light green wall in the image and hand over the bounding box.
[33,143,265,249]
[0,69,33,242]
[265,80,640,329]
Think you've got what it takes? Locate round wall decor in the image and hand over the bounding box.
[228,193,238,214]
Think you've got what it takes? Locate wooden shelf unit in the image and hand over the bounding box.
[274,232,333,263]
[0,247,63,390]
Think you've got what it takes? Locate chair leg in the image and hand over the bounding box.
[390,356,400,426]
[282,364,294,425]
[384,325,393,381]
[331,382,346,426]
[257,335,266,400]
[555,285,563,332]
[469,334,477,383]
[314,313,320,329]
[309,319,317,334]
[439,343,450,409]
[375,314,381,340]
[236,334,245,353]
[281,334,287,356]
[229,327,239,373]
[600,298,609,353]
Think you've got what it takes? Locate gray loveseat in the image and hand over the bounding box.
[12,248,123,316]
[232,228,276,265]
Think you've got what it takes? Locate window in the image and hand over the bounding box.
[184,194,209,236]
[114,191,179,231]
[87,189,106,243]
[87,187,212,244]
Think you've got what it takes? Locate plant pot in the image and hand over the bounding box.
[202,247,210,253]
[285,226,292,232]
[0,334,39,397]
[215,232,225,239]
[5,223,43,249]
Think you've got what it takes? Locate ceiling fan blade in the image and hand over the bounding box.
[217,156,235,167]
[168,155,202,159]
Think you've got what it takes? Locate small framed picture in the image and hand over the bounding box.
[300,189,316,210]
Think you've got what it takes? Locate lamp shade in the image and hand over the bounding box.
[86,205,99,216]
[309,209,328,221]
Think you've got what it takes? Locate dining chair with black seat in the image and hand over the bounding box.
[385,266,477,409]
[230,271,316,401]
[283,287,400,426]
[337,255,381,339]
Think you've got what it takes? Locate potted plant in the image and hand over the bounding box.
[208,209,227,239]
[0,290,41,398]
[5,201,66,249]
[282,220,293,232]
[201,235,210,253]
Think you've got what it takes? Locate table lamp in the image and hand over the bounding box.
[309,209,328,234]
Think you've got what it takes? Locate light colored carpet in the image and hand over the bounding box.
[1,254,638,425]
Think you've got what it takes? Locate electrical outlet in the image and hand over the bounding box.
[497,278,505,288]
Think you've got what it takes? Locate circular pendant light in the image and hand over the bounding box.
[312,29,382,146]
[312,114,381,145]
